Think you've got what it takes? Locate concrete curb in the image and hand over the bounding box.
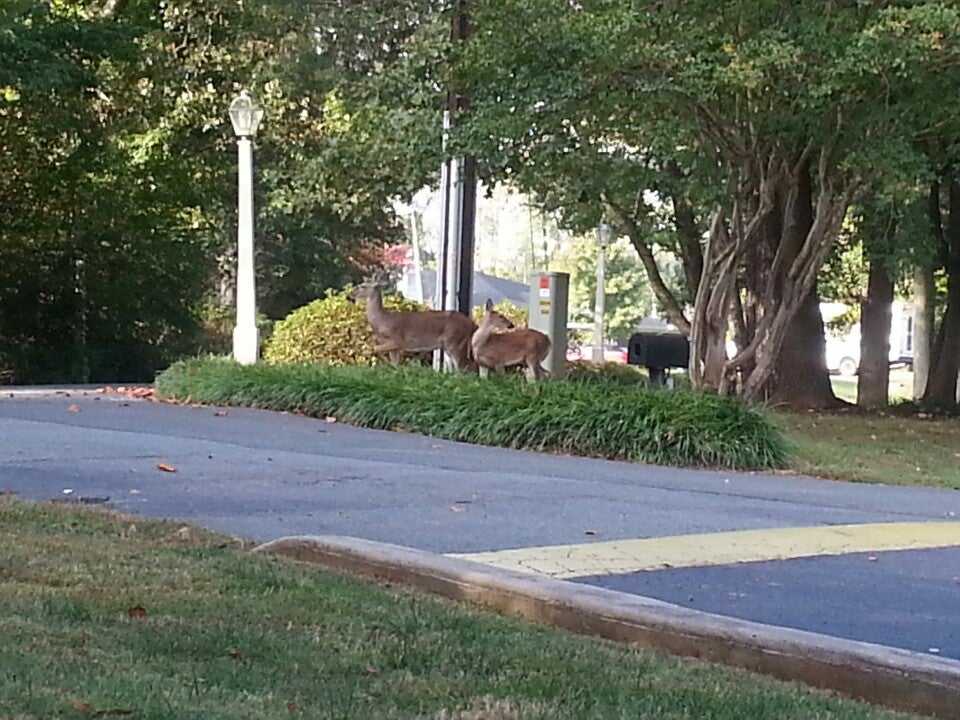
[254,535,960,719]
[2,385,106,398]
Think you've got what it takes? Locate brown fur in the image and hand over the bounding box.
[472,299,550,382]
[352,284,477,371]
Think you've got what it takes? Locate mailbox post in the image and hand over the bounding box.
[528,271,570,378]
[628,323,690,387]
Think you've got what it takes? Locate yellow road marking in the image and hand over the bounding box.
[449,522,960,579]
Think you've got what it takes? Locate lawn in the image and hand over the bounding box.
[780,411,960,490]
[0,497,917,720]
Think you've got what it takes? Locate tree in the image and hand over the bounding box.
[922,172,960,406]
[554,236,655,345]
[1,0,418,382]
[431,0,960,405]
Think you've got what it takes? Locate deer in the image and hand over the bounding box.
[350,282,477,371]
[472,299,551,382]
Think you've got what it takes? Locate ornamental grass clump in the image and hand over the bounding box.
[157,360,787,470]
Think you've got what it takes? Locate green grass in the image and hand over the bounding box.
[0,497,921,720]
[155,358,787,470]
[780,410,960,490]
[829,370,914,405]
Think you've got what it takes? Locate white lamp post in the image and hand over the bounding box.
[228,90,264,365]
[592,222,613,363]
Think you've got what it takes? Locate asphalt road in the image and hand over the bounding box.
[3,390,960,658]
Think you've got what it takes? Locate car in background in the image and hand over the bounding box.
[825,324,913,377]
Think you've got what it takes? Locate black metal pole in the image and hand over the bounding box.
[450,0,476,317]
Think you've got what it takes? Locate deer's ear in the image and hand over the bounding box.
[485,299,494,312]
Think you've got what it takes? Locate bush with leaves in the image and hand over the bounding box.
[471,300,528,328]
[264,288,426,366]
[565,360,645,386]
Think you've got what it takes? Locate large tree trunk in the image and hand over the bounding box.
[924,178,960,407]
[767,161,839,408]
[769,288,837,408]
[857,258,894,409]
[912,265,934,399]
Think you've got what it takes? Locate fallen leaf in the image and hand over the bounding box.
[325,416,337,423]
[127,605,147,620]
[287,703,300,713]
[867,556,878,562]
[365,666,379,675]
[69,700,94,713]
[214,410,228,417]
[156,463,177,473]
[929,647,941,654]
[228,648,243,660]
[67,404,81,413]
[117,386,127,393]
[449,505,465,513]
[62,488,74,495]
[584,530,598,536]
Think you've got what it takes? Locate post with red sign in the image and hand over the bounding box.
[527,272,570,378]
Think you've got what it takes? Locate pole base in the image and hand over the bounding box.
[233,324,260,365]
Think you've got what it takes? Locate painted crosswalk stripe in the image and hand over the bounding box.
[449,522,960,579]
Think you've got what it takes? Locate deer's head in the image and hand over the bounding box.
[348,273,388,304]
[482,299,515,330]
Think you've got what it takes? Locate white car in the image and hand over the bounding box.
[824,325,911,376]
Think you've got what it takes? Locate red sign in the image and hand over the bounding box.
[539,276,549,289]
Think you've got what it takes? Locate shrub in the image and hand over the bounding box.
[471,300,528,327]
[264,288,426,366]
[566,360,646,386]
[156,359,788,470]
[197,302,274,356]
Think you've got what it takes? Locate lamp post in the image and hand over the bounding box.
[228,90,264,365]
[592,222,613,363]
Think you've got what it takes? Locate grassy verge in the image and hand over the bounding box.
[781,410,960,490]
[0,497,918,720]
[155,359,786,470]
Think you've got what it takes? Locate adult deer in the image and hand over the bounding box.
[351,283,476,370]
[472,299,551,382]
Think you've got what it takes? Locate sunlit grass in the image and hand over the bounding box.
[0,498,919,720]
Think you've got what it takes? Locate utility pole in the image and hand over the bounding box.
[593,223,612,363]
[436,0,476,320]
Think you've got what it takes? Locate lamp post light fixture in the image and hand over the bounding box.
[592,222,613,364]
[228,90,264,365]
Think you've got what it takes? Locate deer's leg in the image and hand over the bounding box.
[479,366,490,379]
[373,340,403,365]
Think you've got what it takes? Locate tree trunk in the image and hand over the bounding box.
[912,264,934,399]
[767,160,839,408]
[857,259,894,409]
[770,288,837,408]
[923,178,960,407]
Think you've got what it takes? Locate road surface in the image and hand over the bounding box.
[2,390,959,659]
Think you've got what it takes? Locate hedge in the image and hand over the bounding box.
[156,359,787,470]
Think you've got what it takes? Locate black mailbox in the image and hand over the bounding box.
[628,331,690,385]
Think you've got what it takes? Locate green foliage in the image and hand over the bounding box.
[471,299,528,327]
[156,359,787,470]
[554,236,654,344]
[197,303,275,356]
[565,361,646,386]
[1,0,412,383]
[264,289,425,366]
